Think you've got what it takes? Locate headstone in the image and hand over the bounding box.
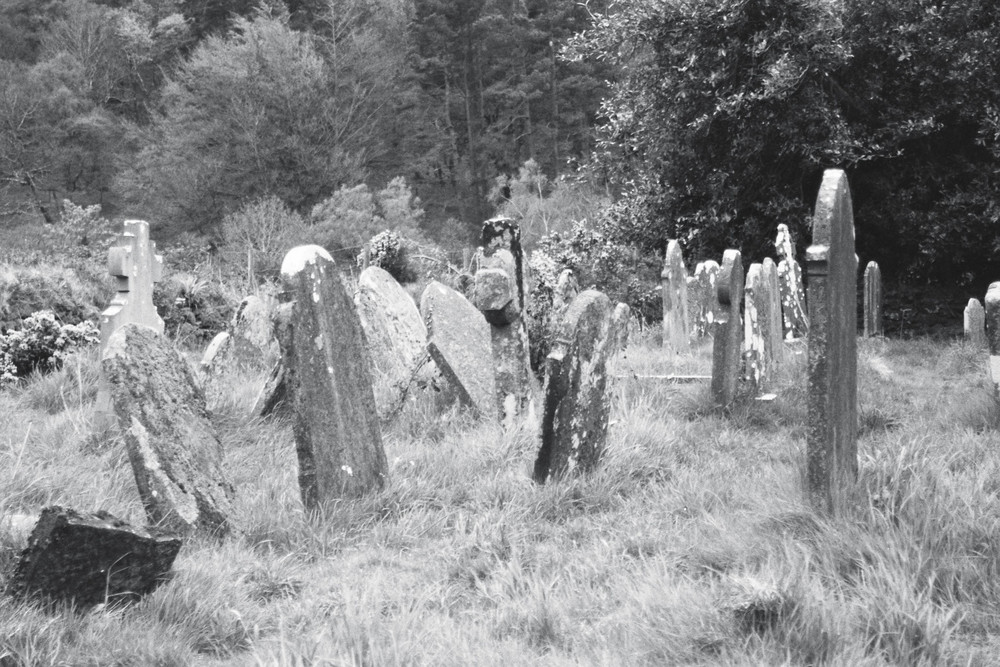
[199,331,231,374]
[744,264,768,391]
[661,240,689,353]
[7,506,181,607]
[761,258,785,367]
[688,260,720,339]
[102,324,235,536]
[534,290,615,483]
[99,220,164,351]
[863,261,883,337]
[986,283,1000,394]
[611,302,632,351]
[776,223,809,339]
[420,280,496,417]
[355,266,430,419]
[805,169,858,513]
[965,298,986,346]
[276,246,388,508]
[228,294,279,369]
[711,250,744,406]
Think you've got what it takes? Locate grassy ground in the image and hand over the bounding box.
[1,330,999,666]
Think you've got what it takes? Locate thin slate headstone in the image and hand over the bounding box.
[965,298,986,347]
[99,220,164,351]
[711,250,744,406]
[420,280,496,417]
[863,261,883,338]
[661,240,689,353]
[355,266,430,419]
[7,506,181,608]
[805,169,858,513]
[102,324,235,536]
[776,223,808,339]
[986,283,1000,395]
[744,264,768,391]
[762,258,785,367]
[534,290,615,483]
[688,260,720,339]
[277,246,389,508]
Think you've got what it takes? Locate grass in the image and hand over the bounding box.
[1,329,999,665]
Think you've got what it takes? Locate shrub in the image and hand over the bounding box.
[153,273,237,344]
[219,196,309,283]
[0,263,109,330]
[0,311,100,386]
[361,231,417,284]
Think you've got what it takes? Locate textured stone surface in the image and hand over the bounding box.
[805,169,858,513]
[103,324,234,536]
[863,261,883,337]
[99,220,164,351]
[762,258,785,367]
[277,246,388,508]
[473,267,518,325]
[744,264,767,391]
[554,269,579,313]
[356,266,430,419]
[776,223,809,339]
[229,294,279,369]
[987,283,1000,394]
[420,280,496,417]
[965,298,986,347]
[661,240,689,353]
[199,332,231,374]
[711,250,744,406]
[534,290,614,483]
[688,260,720,339]
[7,506,181,607]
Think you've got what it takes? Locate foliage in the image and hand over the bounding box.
[219,195,310,283]
[362,230,417,284]
[0,262,108,328]
[0,310,99,385]
[153,272,237,344]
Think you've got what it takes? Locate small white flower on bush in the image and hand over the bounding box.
[0,311,100,386]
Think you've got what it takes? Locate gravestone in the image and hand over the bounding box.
[776,223,809,339]
[711,250,744,406]
[688,260,720,339]
[661,240,689,353]
[7,506,181,607]
[534,290,615,483]
[228,294,279,368]
[420,280,496,418]
[805,169,858,513]
[762,258,785,367]
[744,264,768,391]
[199,331,231,374]
[611,302,632,352]
[355,266,430,419]
[554,268,579,314]
[99,220,164,351]
[965,298,986,347]
[863,261,883,337]
[102,324,235,536]
[277,246,388,508]
[986,283,1000,395]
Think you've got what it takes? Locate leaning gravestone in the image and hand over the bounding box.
[986,283,1000,396]
[102,324,235,536]
[762,258,785,367]
[711,250,744,406]
[276,246,388,508]
[420,281,496,418]
[965,298,986,347]
[7,506,181,607]
[661,240,689,353]
[863,261,883,337]
[776,223,809,339]
[355,266,430,419]
[534,290,615,483]
[99,220,164,351]
[805,169,858,513]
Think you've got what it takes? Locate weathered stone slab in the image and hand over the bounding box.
[611,302,632,352]
[355,266,430,419]
[420,280,496,417]
[661,240,689,353]
[228,294,279,369]
[99,220,164,351]
[711,250,744,406]
[986,283,1000,395]
[776,223,808,339]
[277,246,388,508]
[534,290,615,483]
[863,261,883,337]
[965,298,986,347]
[7,506,181,607]
[762,258,785,367]
[744,264,767,391]
[688,260,720,339]
[102,324,234,536]
[199,331,231,374]
[805,169,858,513]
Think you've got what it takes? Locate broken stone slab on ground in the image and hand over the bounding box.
[7,506,181,608]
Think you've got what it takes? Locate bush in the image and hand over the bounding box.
[219,196,310,283]
[153,273,237,344]
[361,231,418,284]
[0,311,100,386]
[0,263,110,329]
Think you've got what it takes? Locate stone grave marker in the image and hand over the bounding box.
[744,263,768,391]
[276,246,388,508]
[534,290,615,483]
[611,302,632,351]
[805,169,858,513]
[987,283,1000,395]
[102,324,235,536]
[554,268,579,314]
[661,240,689,353]
[776,223,808,339]
[688,260,720,339]
[355,266,430,419]
[7,506,181,607]
[863,261,883,337]
[420,280,496,417]
[99,220,164,351]
[762,258,785,367]
[965,298,986,346]
[711,250,744,406]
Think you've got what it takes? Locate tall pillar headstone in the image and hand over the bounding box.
[99,220,164,351]
[965,298,986,347]
[661,240,689,353]
[762,258,785,367]
[711,250,744,406]
[863,261,883,337]
[805,169,858,513]
[277,246,388,508]
[776,223,808,339]
[986,283,1000,395]
[534,290,615,483]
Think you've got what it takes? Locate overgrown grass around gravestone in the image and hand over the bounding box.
[3,333,1000,664]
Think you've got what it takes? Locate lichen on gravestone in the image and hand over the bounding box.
[775,223,808,339]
